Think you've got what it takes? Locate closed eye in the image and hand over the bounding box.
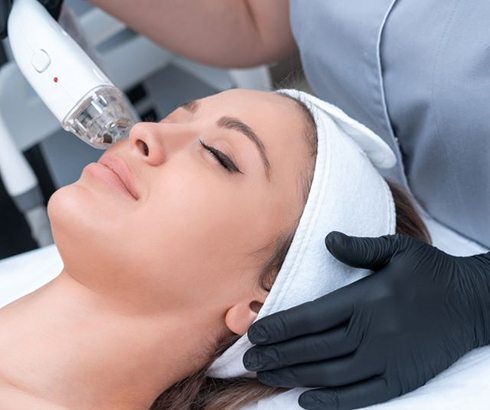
[199,140,242,174]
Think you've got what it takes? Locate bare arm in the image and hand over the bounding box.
[88,0,297,68]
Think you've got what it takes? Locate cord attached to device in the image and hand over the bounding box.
[38,0,63,20]
[1,0,63,40]
[0,0,11,38]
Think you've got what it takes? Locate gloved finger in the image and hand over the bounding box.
[257,352,380,388]
[298,376,391,410]
[325,231,401,271]
[248,289,354,345]
[244,326,356,372]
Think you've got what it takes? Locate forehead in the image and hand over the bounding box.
[202,89,301,122]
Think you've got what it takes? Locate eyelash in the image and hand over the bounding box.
[199,139,242,174]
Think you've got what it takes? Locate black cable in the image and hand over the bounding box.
[1,0,63,40]
[38,0,63,20]
[0,41,7,65]
[0,0,11,40]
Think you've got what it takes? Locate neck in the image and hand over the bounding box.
[0,272,216,409]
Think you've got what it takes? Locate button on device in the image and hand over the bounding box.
[31,49,51,73]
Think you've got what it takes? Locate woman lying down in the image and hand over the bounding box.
[0,89,429,409]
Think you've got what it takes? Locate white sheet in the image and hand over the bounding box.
[0,244,61,308]
[0,215,488,409]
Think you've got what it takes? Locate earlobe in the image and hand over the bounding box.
[225,286,269,335]
[224,288,268,335]
[225,300,262,335]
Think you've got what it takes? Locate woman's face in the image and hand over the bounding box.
[48,89,311,321]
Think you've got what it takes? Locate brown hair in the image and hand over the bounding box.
[150,97,431,410]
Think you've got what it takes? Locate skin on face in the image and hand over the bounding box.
[47,89,311,334]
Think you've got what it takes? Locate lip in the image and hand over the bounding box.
[97,154,140,200]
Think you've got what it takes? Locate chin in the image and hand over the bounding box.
[47,183,130,270]
[47,183,99,247]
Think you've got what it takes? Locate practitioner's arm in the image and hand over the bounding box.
[88,0,297,68]
[245,232,490,410]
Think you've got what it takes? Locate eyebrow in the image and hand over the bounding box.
[181,100,271,180]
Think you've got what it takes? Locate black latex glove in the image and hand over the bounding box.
[244,232,490,410]
[1,0,63,40]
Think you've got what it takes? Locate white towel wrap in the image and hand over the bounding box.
[208,89,397,379]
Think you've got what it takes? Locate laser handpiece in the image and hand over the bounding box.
[7,0,138,149]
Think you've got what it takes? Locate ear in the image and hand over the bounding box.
[224,287,268,336]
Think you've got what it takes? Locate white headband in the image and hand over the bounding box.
[207,89,397,380]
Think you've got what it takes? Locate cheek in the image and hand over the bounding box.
[124,167,269,305]
[131,171,238,266]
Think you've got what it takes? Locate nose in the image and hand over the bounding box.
[128,122,192,166]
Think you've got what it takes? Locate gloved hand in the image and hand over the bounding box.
[1,0,63,40]
[244,232,490,410]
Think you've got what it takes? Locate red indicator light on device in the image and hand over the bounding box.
[53,77,59,83]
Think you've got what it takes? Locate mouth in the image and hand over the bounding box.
[98,154,140,200]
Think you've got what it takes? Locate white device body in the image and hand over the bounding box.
[8,0,137,149]
[8,0,112,122]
